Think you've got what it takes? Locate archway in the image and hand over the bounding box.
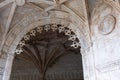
[9,24,84,80]
[2,9,92,79]
[0,0,97,80]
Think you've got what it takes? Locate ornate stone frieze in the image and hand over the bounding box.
[15,24,80,54]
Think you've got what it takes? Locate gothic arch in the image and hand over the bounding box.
[3,18,88,80]
[2,12,90,80]
[11,22,84,80]
[1,1,91,80]
[3,10,90,56]
[6,19,75,53]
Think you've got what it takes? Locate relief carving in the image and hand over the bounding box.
[91,0,118,36]
[98,15,116,35]
[15,24,80,54]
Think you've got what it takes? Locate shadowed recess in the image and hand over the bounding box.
[10,24,84,80]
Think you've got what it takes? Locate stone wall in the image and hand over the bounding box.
[90,1,120,80]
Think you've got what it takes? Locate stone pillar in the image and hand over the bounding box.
[81,47,97,80]
[2,53,15,80]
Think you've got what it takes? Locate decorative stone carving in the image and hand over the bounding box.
[64,30,71,36]
[68,35,77,41]
[37,27,43,33]
[18,41,25,47]
[24,35,30,41]
[58,25,65,33]
[15,48,23,54]
[44,24,51,31]
[98,15,116,35]
[15,24,80,54]
[30,30,36,36]
[15,0,25,6]
[71,41,80,49]
[0,0,92,80]
[51,24,58,31]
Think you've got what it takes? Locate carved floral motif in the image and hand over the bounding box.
[15,24,80,54]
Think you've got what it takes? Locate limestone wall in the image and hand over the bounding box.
[91,1,120,80]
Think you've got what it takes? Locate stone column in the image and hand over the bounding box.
[2,53,15,80]
[81,47,97,80]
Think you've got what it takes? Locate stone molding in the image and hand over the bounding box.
[3,9,90,55]
[96,59,120,73]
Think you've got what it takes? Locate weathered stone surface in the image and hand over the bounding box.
[0,0,120,80]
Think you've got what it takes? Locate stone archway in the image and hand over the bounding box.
[2,18,88,80]
[1,2,93,79]
[2,18,95,80]
[9,23,84,80]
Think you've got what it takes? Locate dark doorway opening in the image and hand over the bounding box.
[10,24,84,80]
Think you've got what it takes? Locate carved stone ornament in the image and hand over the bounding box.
[98,15,116,35]
[15,24,80,54]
